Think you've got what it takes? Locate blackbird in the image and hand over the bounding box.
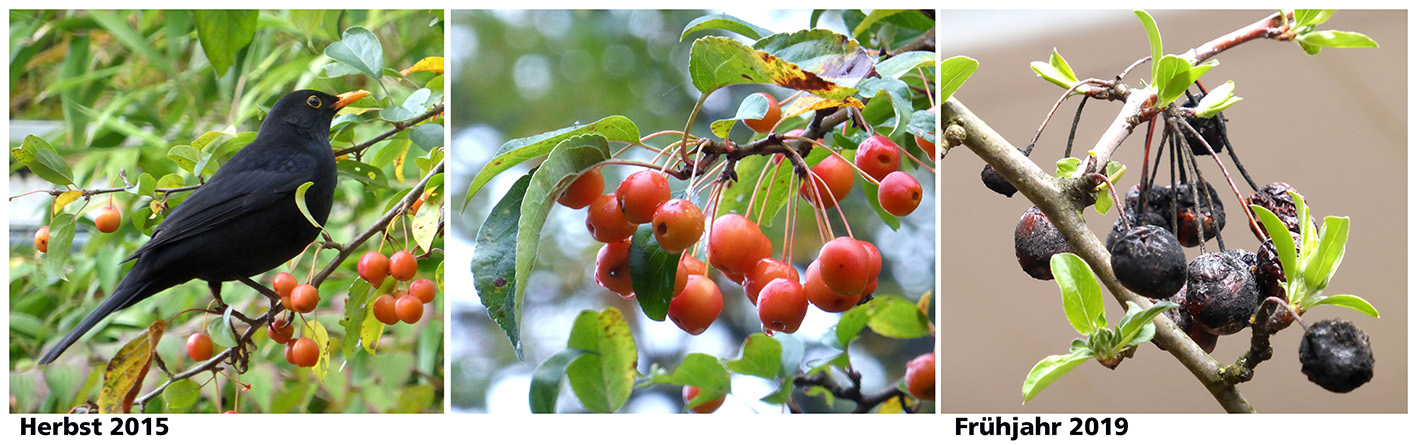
[38,89,369,365]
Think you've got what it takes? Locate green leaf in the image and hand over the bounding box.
[834,295,931,346]
[529,349,587,413]
[1251,205,1298,287]
[565,308,637,413]
[290,10,341,42]
[1134,10,1163,85]
[162,379,202,413]
[324,26,384,78]
[1093,161,1125,215]
[410,124,444,151]
[874,51,935,79]
[1302,216,1349,292]
[712,93,775,137]
[14,135,76,186]
[862,179,902,230]
[679,13,772,41]
[1116,301,1178,347]
[1296,30,1378,50]
[471,173,532,358]
[851,9,906,39]
[939,56,978,101]
[463,116,639,203]
[1054,157,1082,178]
[293,182,322,229]
[44,213,76,280]
[1030,49,1078,90]
[1022,347,1094,403]
[88,11,173,74]
[1307,294,1379,318]
[1051,253,1106,335]
[193,10,257,76]
[1194,81,1242,118]
[628,226,678,321]
[1294,9,1335,27]
[859,77,914,138]
[727,334,783,379]
[166,145,203,174]
[644,353,732,411]
[1154,55,1192,106]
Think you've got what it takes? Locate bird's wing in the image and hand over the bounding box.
[125,156,317,261]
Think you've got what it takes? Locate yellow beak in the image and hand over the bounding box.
[332,90,371,110]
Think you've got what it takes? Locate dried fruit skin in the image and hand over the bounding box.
[1014,207,1073,281]
[1110,225,1187,299]
[1299,319,1374,393]
[1181,93,1226,156]
[1183,250,1259,335]
[1246,182,1314,234]
[1165,182,1226,247]
[981,165,1018,197]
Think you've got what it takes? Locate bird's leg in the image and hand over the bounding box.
[208,281,226,307]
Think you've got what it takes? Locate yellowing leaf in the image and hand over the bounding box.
[876,395,905,413]
[52,190,83,215]
[401,56,444,75]
[98,320,166,413]
[304,319,331,382]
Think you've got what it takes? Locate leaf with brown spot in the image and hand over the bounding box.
[687,36,862,105]
[98,320,165,413]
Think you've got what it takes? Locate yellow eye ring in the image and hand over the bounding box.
[306,95,322,109]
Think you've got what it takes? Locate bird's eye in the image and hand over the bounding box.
[306,95,322,109]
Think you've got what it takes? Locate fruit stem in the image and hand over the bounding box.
[1169,117,1264,241]
[1087,173,1129,231]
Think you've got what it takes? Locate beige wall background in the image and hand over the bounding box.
[939,10,1406,413]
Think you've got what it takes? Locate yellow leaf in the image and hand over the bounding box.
[98,320,166,413]
[52,190,83,215]
[401,56,444,76]
[876,395,905,413]
[916,290,933,316]
[304,319,330,382]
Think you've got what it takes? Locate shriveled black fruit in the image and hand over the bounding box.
[1180,94,1225,156]
[1152,285,1219,353]
[1166,182,1226,247]
[1246,182,1315,234]
[1110,225,1187,299]
[1223,248,1256,269]
[982,165,1018,197]
[1299,319,1374,393]
[1124,183,1171,219]
[1015,206,1072,280]
[1254,234,1299,302]
[1183,250,1259,335]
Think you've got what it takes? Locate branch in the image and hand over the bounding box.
[310,157,446,287]
[793,369,914,413]
[334,102,446,157]
[943,97,1253,413]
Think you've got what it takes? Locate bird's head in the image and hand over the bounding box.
[261,89,370,138]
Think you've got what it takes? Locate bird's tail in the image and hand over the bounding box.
[37,277,158,365]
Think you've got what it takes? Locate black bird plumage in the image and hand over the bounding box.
[38,89,362,365]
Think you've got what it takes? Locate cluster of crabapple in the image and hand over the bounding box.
[33,203,124,253]
[358,250,438,325]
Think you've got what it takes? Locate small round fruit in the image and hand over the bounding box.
[94,205,121,233]
[707,214,772,275]
[652,199,704,253]
[905,353,936,400]
[757,278,808,334]
[915,133,935,159]
[744,258,800,304]
[667,274,722,335]
[284,342,296,364]
[395,294,424,324]
[1183,250,1258,335]
[800,155,854,209]
[372,294,400,325]
[557,167,604,209]
[1014,206,1072,281]
[1109,225,1187,299]
[817,237,870,296]
[682,386,726,414]
[616,170,671,224]
[1299,319,1375,393]
[743,92,782,134]
[187,333,214,362]
[586,193,637,243]
[290,337,319,368]
[595,240,634,296]
[268,319,294,345]
[290,284,320,314]
[389,250,418,282]
[35,226,50,253]
[358,251,390,286]
[410,279,437,304]
[853,135,901,181]
[878,171,922,217]
[803,261,862,313]
[273,272,297,299]
[675,253,707,295]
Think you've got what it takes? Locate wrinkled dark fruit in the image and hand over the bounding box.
[1184,250,1259,335]
[1246,182,1314,234]
[1166,182,1226,247]
[1106,209,1168,251]
[1181,94,1225,155]
[1110,225,1187,299]
[1125,184,1171,218]
[1254,236,1299,302]
[982,165,1018,197]
[1015,206,1072,280]
[1300,319,1375,393]
[1153,285,1219,353]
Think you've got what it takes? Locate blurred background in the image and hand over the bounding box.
[448,10,936,413]
[939,10,1405,412]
